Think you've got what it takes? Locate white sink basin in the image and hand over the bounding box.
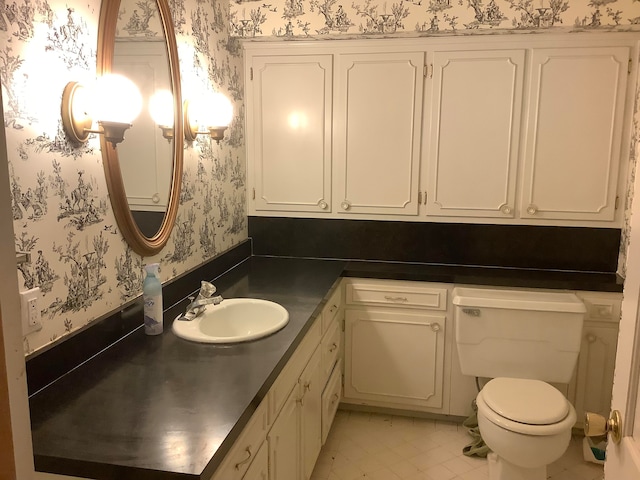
[172,298,289,344]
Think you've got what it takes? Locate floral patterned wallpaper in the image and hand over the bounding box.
[229,0,640,38]
[1,0,247,355]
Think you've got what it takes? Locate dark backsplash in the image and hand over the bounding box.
[249,217,621,273]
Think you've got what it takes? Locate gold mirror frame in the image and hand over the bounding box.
[97,0,183,257]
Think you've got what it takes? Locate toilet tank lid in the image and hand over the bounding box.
[452,287,586,314]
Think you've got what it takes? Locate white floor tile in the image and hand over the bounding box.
[312,410,604,480]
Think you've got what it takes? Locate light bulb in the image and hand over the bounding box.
[209,92,233,127]
[149,90,174,127]
[92,74,142,124]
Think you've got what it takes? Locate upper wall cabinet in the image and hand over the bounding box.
[244,34,637,227]
[520,47,631,222]
[424,49,525,218]
[333,52,424,216]
[246,54,333,214]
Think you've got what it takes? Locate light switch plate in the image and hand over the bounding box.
[20,287,42,334]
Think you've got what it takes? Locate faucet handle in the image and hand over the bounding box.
[199,281,217,297]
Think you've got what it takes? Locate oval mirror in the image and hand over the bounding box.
[97,0,183,256]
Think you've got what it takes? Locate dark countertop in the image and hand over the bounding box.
[343,260,624,292]
[29,257,346,480]
[28,255,623,480]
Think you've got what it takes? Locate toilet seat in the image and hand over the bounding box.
[483,377,569,424]
[477,378,576,436]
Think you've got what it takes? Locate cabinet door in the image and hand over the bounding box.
[300,347,322,480]
[572,323,618,429]
[521,47,630,221]
[248,55,332,214]
[425,50,525,218]
[334,52,424,216]
[344,308,445,408]
[268,386,300,480]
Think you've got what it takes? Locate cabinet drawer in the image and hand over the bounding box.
[321,319,341,385]
[210,398,268,480]
[241,440,268,480]
[346,280,447,310]
[322,285,342,333]
[268,317,322,425]
[321,359,342,445]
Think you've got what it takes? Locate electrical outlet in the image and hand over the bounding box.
[20,287,42,334]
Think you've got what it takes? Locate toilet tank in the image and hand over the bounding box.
[453,287,586,384]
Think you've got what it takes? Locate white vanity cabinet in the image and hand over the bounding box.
[333,52,424,216]
[266,284,343,480]
[424,49,525,219]
[208,282,344,480]
[246,53,333,214]
[342,279,450,412]
[520,47,631,222]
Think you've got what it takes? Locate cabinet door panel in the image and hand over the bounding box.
[335,52,424,215]
[425,50,525,218]
[268,387,300,480]
[572,324,618,429]
[344,309,445,408]
[300,347,322,480]
[250,55,332,213]
[521,47,630,221]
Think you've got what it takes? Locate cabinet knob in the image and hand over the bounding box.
[318,200,328,210]
[152,193,160,204]
[341,201,351,211]
[500,205,512,215]
[527,204,538,215]
[329,342,338,353]
[586,333,597,343]
[430,322,441,332]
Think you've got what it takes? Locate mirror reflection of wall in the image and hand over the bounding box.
[114,0,173,238]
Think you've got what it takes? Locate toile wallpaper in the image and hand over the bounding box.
[2,0,247,355]
[229,0,640,37]
[2,0,640,356]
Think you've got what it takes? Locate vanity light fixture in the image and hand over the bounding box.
[61,74,143,147]
[149,89,175,141]
[183,91,233,144]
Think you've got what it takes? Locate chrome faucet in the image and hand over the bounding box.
[178,281,223,321]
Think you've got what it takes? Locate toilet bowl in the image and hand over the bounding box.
[476,377,576,480]
[452,287,585,480]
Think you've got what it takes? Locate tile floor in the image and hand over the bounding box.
[311,410,604,480]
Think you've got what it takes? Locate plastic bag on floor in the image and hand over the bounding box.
[462,401,491,458]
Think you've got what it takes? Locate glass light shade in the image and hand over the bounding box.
[149,90,174,127]
[92,74,142,124]
[209,92,233,127]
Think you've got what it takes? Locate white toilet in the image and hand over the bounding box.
[452,287,587,480]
